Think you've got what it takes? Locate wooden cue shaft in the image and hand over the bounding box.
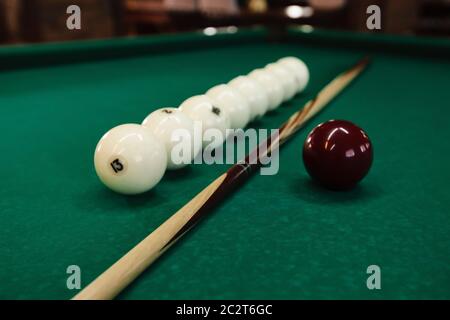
[73,57,369,300]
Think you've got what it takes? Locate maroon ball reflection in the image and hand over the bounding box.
[302,120,373,190]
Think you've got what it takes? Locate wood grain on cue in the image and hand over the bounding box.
[73,57,370,300]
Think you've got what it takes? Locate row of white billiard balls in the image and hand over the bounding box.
[94,57,309,195]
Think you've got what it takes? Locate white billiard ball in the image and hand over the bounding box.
[179,95,230,149]
[248,68,284,111]
[142,108,201,170]
[94,124,167,195]
[206,84,251,129]
[277,57,309,93]
[228,75,269,121]
[265,63,297,101]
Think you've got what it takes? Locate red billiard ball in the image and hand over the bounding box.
[303,120,373,190]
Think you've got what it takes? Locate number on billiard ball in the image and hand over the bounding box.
[110,158,124,173]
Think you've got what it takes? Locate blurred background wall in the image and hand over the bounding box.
[0,0,448,44]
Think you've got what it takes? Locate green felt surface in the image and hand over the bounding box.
[0,28,450,300]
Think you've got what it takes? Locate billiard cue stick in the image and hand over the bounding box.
[73,57,370,300]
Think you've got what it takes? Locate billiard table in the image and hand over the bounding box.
[1,27,449,300]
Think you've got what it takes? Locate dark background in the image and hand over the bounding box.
[0,0,449,45]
